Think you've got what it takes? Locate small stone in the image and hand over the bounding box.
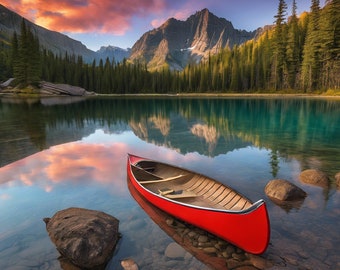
[225,245,236,256]
[227,258,243,269]
[232,252,246,261]
[335,172,340,189]
[183,228,191,235]
[164,242,186,259]
[221,251,230,258]
[299,169,329,188]
[166,218,175,226]
[248,254,273,269]
[198,235,209,243]
[187,231,197,238]
[121,258,138,270]
[202,247,217,253]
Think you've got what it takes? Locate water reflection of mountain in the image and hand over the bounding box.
[129,113,250,156]
[1,97,339,175]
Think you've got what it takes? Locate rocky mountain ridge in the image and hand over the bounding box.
[0,4,95,62]
[0,4,129,63]
[1,5,261,69]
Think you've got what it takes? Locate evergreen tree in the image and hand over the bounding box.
[12,19,41,86]
[230,48,240,91]
[272,0,288,90]
[88,59,96,91]
[0,42,8,80]
[319,0,340,89]
[11,31,20,81]
[301,0,321,91]
[286,0,300,88]
[260,31,273,90]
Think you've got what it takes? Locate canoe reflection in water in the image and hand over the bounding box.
[127,156,272,269]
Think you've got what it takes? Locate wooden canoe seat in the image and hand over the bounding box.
[158,188,174,196]
[139,174,186,184]
[131,164,162,180]
[160,189,198,199]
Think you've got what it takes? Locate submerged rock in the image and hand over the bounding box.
[335,172,340,189]
[265,179,307,201]
[165,242,187,259]
[43,207,119,269]
[299,169,329,188]
[121,258,139,270]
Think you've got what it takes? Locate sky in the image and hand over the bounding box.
[1,0,321,51]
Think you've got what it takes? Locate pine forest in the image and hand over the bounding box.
[0,0,339,94]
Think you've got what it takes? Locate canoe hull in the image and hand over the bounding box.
[127,154,270,255]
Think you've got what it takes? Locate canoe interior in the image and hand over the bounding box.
[132,160,253,211]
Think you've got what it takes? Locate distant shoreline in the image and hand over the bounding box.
[1,86,340,100]
[1,92,340,100]
[94,92,340,100]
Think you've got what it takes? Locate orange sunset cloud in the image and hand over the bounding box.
[0,0,166,34]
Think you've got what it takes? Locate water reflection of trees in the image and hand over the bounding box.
[1,97,339,176]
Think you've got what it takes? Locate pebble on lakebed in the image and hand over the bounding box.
[334,172,340,189]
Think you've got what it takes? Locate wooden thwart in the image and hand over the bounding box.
[131,164,162,180]
[139,174,186,184]
[158,188,198,199]
[164,190,198,199]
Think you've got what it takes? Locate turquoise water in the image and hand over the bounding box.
[0,97,339,269]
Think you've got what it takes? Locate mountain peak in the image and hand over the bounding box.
[95,46,131,62]
[195,8,210,16]
[129,8,255,71]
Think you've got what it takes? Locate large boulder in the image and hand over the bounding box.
[299,169,329,188]
[265,179,307,201]
[43,207,120,269]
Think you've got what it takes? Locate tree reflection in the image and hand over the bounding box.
[1,97,339,179]
[269,150,279,178]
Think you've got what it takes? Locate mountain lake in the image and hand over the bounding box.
[0,96,339,270]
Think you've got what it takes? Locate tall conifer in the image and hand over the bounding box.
[319,0,340,89]
[286,0,300,88]
[272,0,288,90]
[12,19,41,86]
[301,0,321,91]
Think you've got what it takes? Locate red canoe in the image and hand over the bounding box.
[127,154,270,254]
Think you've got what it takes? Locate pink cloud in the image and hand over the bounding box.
[0,141,131,194]
[0,137,204,196]
[44,142,129,188]
[150,0,207,28]
[0,0,166,34]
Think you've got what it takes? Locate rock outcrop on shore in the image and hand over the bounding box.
[0,78,15,89]
[0,80,94,96]
[40,81,92,96]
